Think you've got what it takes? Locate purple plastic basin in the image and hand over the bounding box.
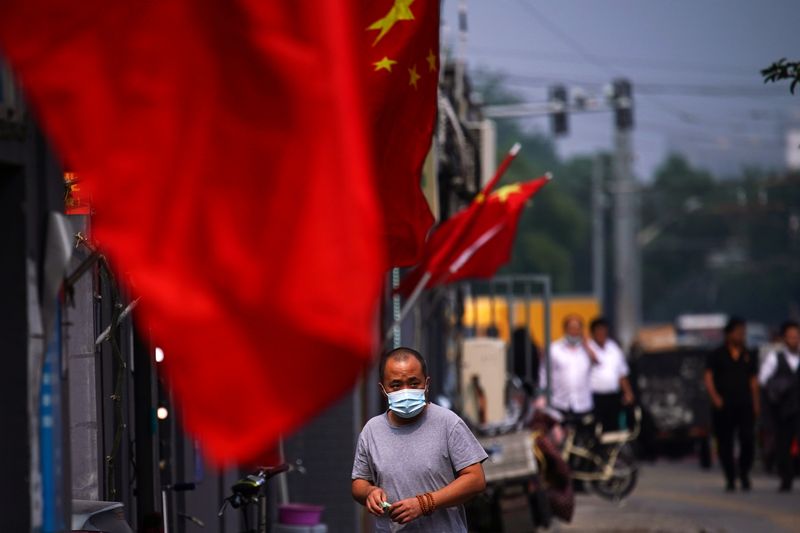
[278,503,324,526]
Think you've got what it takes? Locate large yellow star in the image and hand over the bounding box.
[374,56,397,72]
[367,0,415,46]
[426,49,437,72]
[408,64,421,89]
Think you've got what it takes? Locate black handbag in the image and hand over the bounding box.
[766,352,800,417]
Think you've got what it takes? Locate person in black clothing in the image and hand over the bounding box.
[704,317,760,491]
[759,320,800,492]
[511,327,540,386]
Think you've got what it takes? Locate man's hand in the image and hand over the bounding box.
[365,487,389,517]
[620,377,635,407]
[534,395,547,410]
[583,338,599,364]
[622,390,635,406]
[703,370,724,410]
[390,496,424,524]
[750,376,760,419]
[711,395,724,409]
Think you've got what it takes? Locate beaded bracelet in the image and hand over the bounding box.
[425,492,436,515]
[416,494,429,515]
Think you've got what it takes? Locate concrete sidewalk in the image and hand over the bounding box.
[553,460,799,533]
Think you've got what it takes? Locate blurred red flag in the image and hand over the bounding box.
[0,1,385,463]
[366,0,438,266]
[398,177,550,295]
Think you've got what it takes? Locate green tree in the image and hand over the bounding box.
[761,58,800,94]
[642,154,800,325]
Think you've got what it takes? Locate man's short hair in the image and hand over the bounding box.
[724,316,746,335]
[589,316,609,333]
[780,320,800,336]
[379,347,428,383]
[562,313,583,330]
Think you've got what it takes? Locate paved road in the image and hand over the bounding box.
[555,460,800,532]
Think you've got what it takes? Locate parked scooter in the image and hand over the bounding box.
[560,407,642,501]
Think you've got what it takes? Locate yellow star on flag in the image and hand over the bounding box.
[426,49,437,72]
[408,64,421,89]
[373,56,397,72]
[367,0,415,46]
[491,184,522,202]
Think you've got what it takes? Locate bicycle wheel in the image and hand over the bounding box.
[591,445,638,501]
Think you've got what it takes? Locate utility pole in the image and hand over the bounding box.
[611,79,639,349]
[592,154,605,310]
[481,81,640,344]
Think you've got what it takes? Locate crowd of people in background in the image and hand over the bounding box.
[528,313,800,494]
[706,318,800,493]
[535,314,634,433]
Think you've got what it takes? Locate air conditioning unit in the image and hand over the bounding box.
[461,337,506,424]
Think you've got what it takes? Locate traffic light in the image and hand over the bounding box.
[549,85,568,136]
[612,78,633,130]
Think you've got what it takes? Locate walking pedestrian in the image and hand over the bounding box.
[759,320,800,492]
[538,314,598,430]
[352,347,487,531]
[704,316,759,491]
[588,317,635,432]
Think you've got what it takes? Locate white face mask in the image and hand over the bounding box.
[383,386,427,418]
[565,334,582,346]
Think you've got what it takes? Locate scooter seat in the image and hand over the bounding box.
[599,430,631,444]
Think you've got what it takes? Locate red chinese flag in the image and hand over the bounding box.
[366,0,438,266]
[0,1,385,464]
[399,177,549,294]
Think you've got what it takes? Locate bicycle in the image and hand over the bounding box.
[218,464,290,533]
[560,407,641,501]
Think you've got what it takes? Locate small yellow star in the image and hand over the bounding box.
[408,64,421,89]
[426,49,437,72]
[367,0,415,46]
[373,56,397,72]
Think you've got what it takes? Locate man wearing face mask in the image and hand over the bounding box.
[538,314,599,423]
[351,347,487,531]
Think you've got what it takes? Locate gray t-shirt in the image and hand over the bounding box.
[351,403,488,532]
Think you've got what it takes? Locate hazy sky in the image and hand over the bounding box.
[442,0,800,179]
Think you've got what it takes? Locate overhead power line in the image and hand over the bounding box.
[469,46,758,78]
[511,0,783,127]
[514,0,618,77]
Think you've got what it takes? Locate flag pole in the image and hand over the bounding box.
[383,143,523,343]
[478,142,520,199]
